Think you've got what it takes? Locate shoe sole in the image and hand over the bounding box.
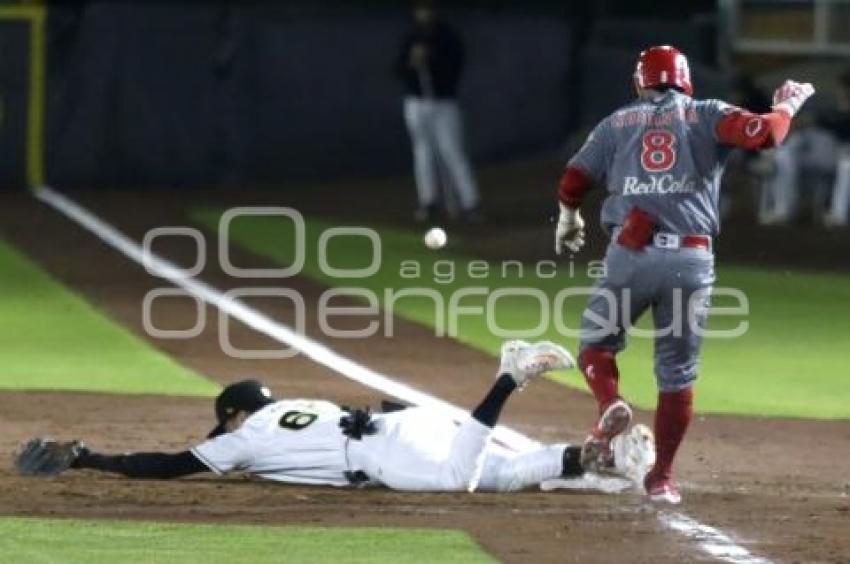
[522,353,565,374]
[514,345,571,387]
[595,400,633,440]
[581,401,634,472]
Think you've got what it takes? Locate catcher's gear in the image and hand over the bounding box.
[772,80,815,118]
[634,45,693,96]
[555,203,585,254]
[15,438,87,476]
[339,407,378,440]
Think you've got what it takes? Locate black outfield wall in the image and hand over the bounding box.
[45,3,573,188]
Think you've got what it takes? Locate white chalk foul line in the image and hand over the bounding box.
[34,185,772,564]
[33,186,537,452]
[659,512,771,564]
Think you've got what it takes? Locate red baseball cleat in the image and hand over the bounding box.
[580,399,633,472]
[644,472,682,504]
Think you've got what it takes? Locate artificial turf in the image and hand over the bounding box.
[0,238,218,396]
[0,517,493,563]
[191,209,850,419]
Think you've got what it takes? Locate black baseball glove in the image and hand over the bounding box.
[14,437,87,477]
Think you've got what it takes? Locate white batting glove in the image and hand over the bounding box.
[772,80,815,117]
[555,203,585,255]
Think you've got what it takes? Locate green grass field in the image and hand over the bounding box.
[0,517,492,563]
[0,237,490,563]
[192,209,850,419]
[0,238,218,396]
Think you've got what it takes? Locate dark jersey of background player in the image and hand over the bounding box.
[820,71,850,142]
[394,9,464,99]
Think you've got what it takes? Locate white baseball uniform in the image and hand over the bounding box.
[191,399,566,492]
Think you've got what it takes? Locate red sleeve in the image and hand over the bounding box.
[557,165,594,208]
[716,109,792,150]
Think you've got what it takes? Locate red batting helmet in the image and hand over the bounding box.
[634,45,693,96]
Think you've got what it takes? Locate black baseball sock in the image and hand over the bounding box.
[471,374,517,428]
[561,445,584,477]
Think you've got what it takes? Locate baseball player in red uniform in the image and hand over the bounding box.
[554,45,815,503]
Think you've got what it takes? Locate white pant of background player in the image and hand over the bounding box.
[349,407,565,492]
[403,97,480,214]
[826,150,850,225]
[761,127,850,226]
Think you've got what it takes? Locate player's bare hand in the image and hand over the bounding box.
[555,204,585,255]
[772,80,815,117]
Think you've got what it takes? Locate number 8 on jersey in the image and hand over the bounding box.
[641,129,677,172]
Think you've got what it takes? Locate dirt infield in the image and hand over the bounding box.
[0,191,848,563]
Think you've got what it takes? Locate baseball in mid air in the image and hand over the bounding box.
[423,227,447,250]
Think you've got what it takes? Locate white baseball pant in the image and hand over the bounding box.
[827,151,850,225]
[761,128,839,224]
[348,407,564,492]
[403,97,480,211]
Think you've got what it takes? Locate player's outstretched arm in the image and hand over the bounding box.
[717,80,815,150]
[14,437,209,479]
[73,448,209,479]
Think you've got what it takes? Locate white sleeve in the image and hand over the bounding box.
[190,429,255,474]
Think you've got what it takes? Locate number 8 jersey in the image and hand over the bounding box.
[191,400,351,486]
[569,89,736,236]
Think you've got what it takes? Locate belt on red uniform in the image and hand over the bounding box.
[652,232,712,251]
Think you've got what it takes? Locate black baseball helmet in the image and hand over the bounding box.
[207,379,275,438]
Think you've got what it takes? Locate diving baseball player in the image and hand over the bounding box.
[554,45,815,503]
[16,341,653,492]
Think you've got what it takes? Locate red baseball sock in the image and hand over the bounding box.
[579,347,621,414]
[651,387,694,481]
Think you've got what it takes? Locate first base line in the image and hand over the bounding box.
[34,185,772,564]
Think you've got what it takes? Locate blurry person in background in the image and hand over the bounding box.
[759,109,838,225]
[821,72,850,227]
[395,0,482,224]
[756,71,850,228]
